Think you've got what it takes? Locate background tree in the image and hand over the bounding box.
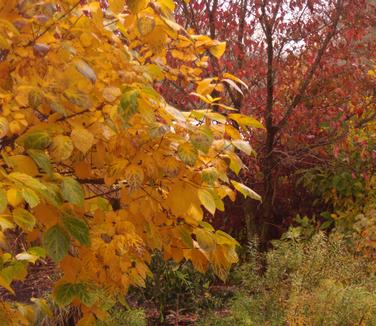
[170,0,376,242]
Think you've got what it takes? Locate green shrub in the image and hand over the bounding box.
[128,252,225,323]
[199,230,376,326]
[99,307,147,326]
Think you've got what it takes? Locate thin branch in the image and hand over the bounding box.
[276,0,343,131]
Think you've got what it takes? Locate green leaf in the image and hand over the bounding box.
[49,101,69,117]
[201,167,218,184]
[17,131,51,150]
[28,89,43,109]
[0,189,7,213]
[54,283,76,306]
[178,226,193,249]
[27,149,53,175]
[231,180,261,201]
[118,89,139,125]
[190,126,213,154]
[61,212,90,246]
[198,188,216,215]
[21,187,40,208]
[61,177,84,207]
[54,283,94,307]
[12,208,36,231]
[39,183,63,207]
[177,142,198,166]
[0,261,27,283]
[43,225,70,262]
[28,246,46,259]
[75,283,95,306]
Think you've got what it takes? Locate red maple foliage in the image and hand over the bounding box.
[160,0,376,241]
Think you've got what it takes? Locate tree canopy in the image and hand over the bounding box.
[0,0,260,323]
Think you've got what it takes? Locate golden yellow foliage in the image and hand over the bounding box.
[0,0,260,321]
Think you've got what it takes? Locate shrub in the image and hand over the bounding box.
[199,229,376,325]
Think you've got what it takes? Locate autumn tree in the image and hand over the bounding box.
[172,0,376,241]
[0,0,259,323]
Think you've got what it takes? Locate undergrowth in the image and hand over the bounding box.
[199,229,376,326]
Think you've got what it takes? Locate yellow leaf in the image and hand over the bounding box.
[50,135,74,161]
[71,128,94,154]
[8,155,39,177]
[177,142,198,166]
[198,188,216,215]
[127,0,149,14]
[209,41,226,59]
[109,0,125,14]
[123,164,144,190]
[196,78,215,96]
[228,114,264,129]
[0,117,9,138]
[225,124,241,139]
[232,140,254,156]
[137,15,156,36]
[231,180,261,201]
[103,86,121,103]
[223,72,248,89]
[0,275,14,295]
[7,188,23,207]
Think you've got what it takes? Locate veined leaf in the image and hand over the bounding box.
[54,283,76,306]
[190,126,213,154]
[61,177,84,207]
[71,128,94,154]
[50,135,74,161]
[195,228,216,252]
[8,172,47,191]
[231,180,261,201]
[232,140,254,156]
[177,142,198,166]
[118,89,139,125]
[61,211,90,246]
[13,208,36,231]
[43,225,70,262]
[21,187,40,208]
[228,114,264,129]
[198,188,216,215]
[27,149,53,175]
[17,131,51,150]
[137,15,156,36]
